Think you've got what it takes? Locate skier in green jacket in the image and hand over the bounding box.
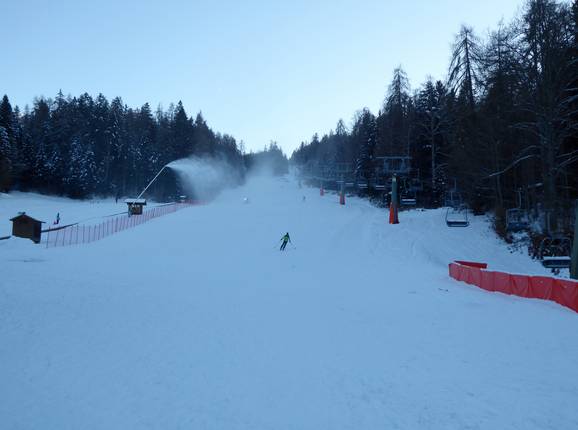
[280,232,291,251]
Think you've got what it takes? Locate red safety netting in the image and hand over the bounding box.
[449,261,578,313]
[42,202,202,248]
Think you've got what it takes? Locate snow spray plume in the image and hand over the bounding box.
[245,148,289,178]
[167,157,239,201]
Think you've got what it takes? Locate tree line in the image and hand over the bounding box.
[292,0,578,235]
[0,91,273,199]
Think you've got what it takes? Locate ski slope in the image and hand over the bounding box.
[0,192,126,237]
[1,177,577,429]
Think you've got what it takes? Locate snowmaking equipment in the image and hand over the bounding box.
[126,163,171,215]
[339,181,345,205]
[125,198,147,215]
[389,175,399,224]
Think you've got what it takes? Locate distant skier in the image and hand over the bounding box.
[54,212,60,225]
[279,232,291,251]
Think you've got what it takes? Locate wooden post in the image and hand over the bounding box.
[570,200,578,279]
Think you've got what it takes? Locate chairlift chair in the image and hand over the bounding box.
[539,235,572,269]
[401,192,417,206]
[446,205,470,227]
[444,190,463,209]
[506,208,530,232]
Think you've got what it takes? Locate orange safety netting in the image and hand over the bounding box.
[449,261,578,313]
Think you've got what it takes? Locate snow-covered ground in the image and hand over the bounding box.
[0,192,126,237]
[0,192,174,237]
[1,177,577,429]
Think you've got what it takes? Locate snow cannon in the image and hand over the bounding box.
[389,175,399,224]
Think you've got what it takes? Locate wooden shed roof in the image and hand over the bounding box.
[10,213,46,223]
[124,198,147,205]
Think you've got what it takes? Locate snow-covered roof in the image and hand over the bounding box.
[124,198,147,205]
[9,212,46,223]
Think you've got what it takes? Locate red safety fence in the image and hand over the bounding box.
[42,202,201,248]
[449,261,578,313]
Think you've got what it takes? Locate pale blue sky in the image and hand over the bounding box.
[1,0,523,154]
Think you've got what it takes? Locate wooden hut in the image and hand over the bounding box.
[10,212,45,243]
[125,198,147,215]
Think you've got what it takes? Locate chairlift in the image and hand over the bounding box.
[444,190,463,209]
[446,206,470,227]
[399,178,418,206]
[506,208,530,232]
[401,192,417,206]
[539,235,571,270]
[506,189,530,232]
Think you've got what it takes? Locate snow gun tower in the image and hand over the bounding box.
[389,175,399,224]
[125,198,147,215]
[127,163,170,215]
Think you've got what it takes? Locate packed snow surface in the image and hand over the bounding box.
[1,177,577,429]
[0,192,127,236]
